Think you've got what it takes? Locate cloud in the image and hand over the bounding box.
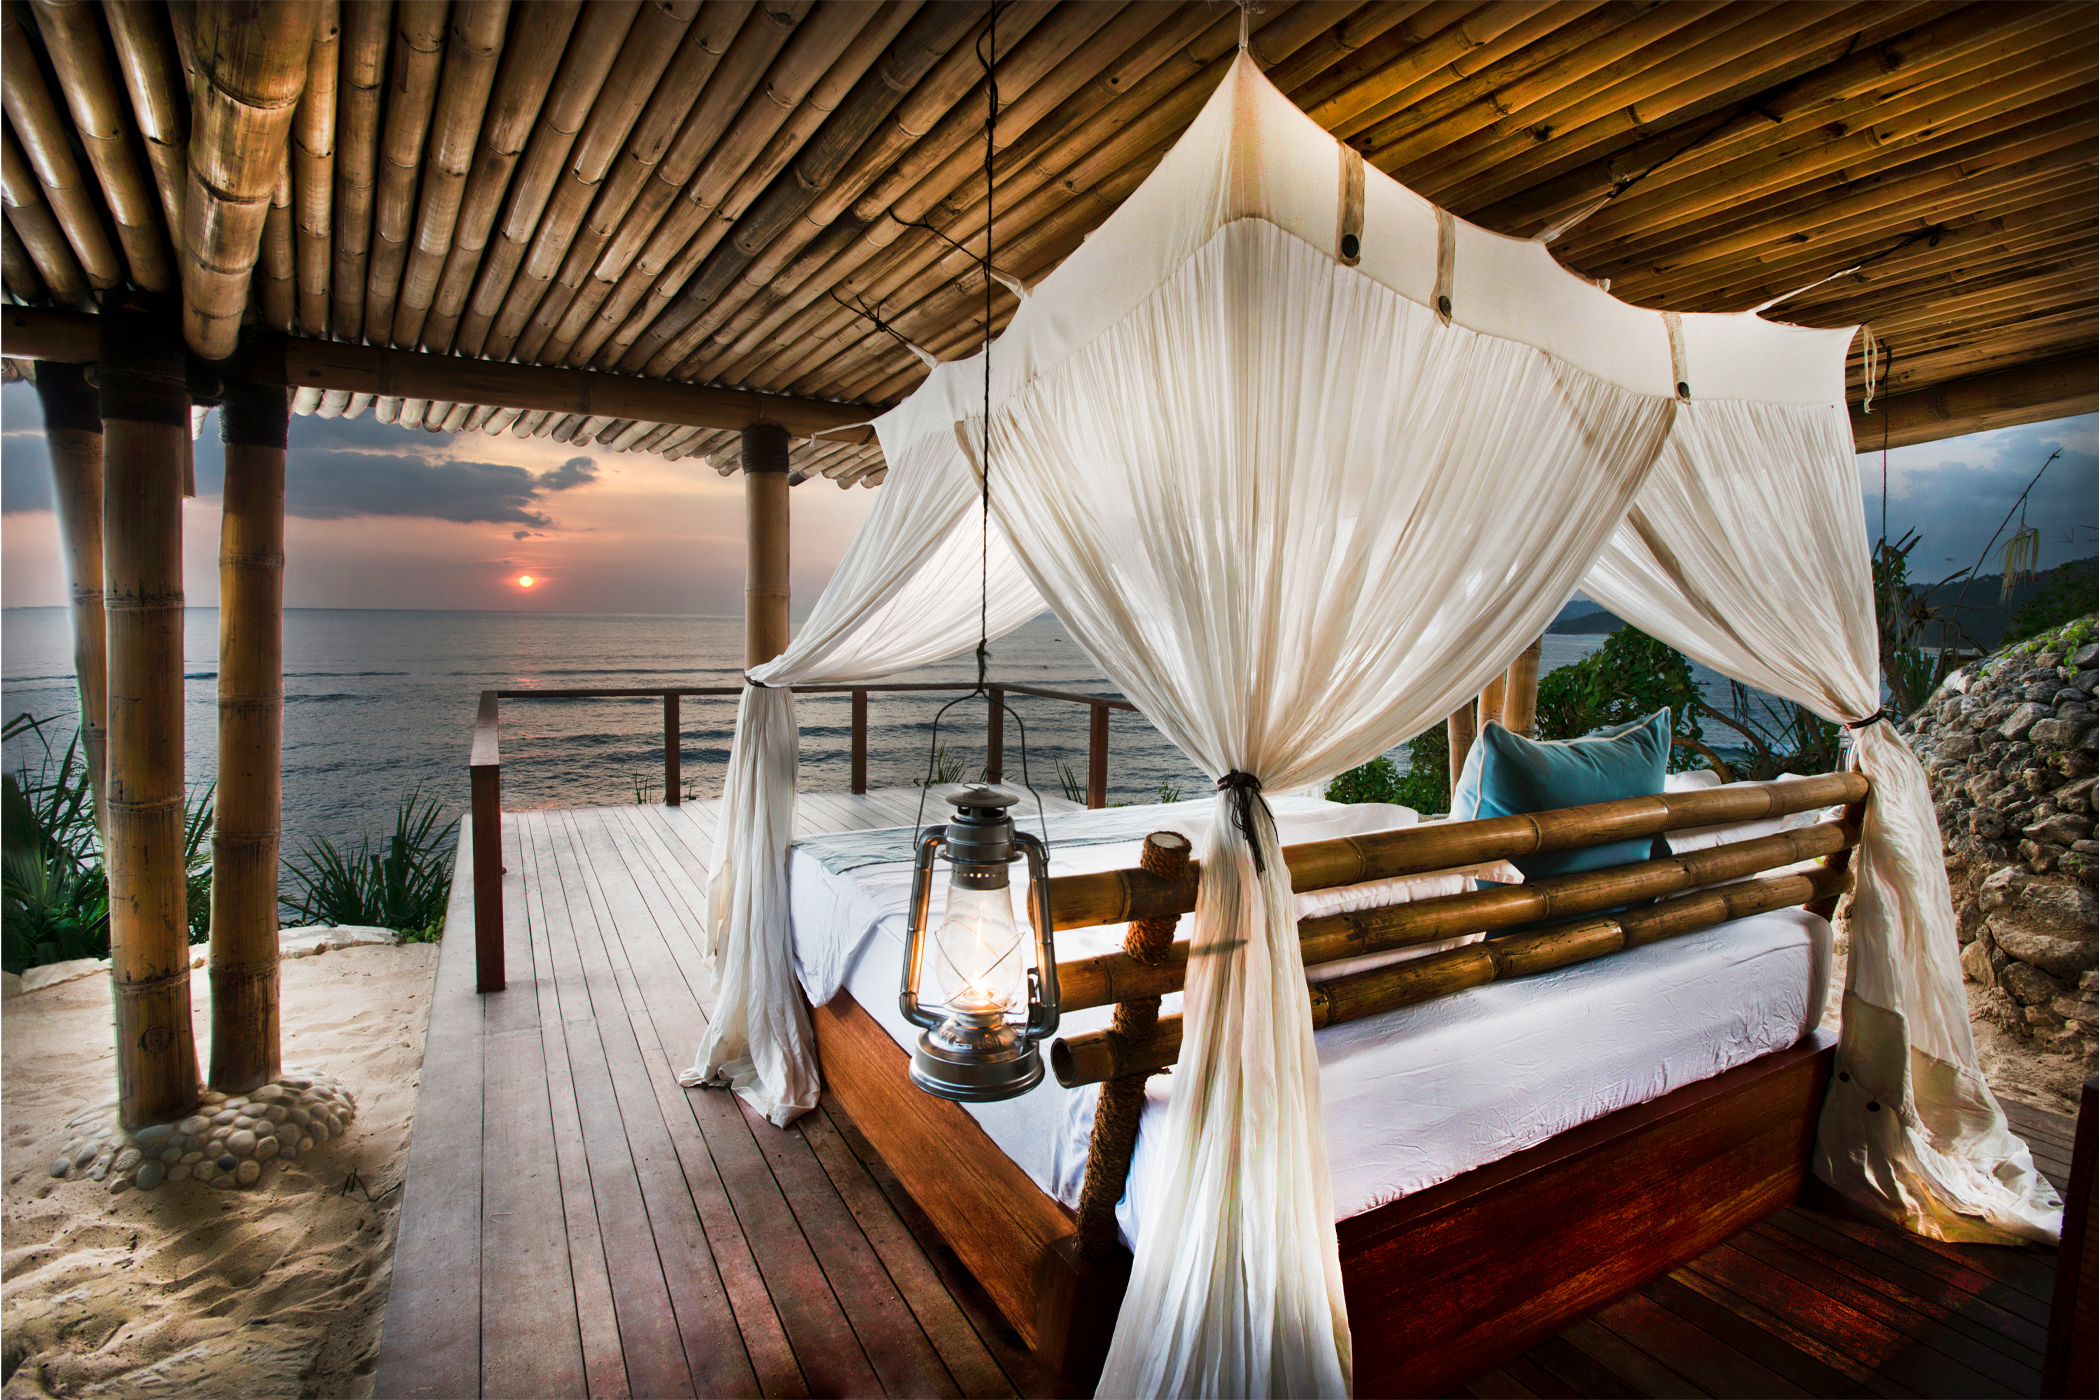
[286,450,561,526]
[1859,413,2098,577]
[539,455,597,491]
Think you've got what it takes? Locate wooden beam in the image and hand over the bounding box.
[32,360,108,835]
[0,308,881,441]
[743,423,791,668]
[1851,353,2099,451]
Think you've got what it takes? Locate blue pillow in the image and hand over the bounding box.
[1450,710,1671,880]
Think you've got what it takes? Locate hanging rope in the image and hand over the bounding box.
[1216,771,1267,874]
[975,1,998,698]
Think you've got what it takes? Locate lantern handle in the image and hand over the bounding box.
[1015,830,1059,1040]
[899,828,949,1032]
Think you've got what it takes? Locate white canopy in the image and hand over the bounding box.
[686,53,2059,1399]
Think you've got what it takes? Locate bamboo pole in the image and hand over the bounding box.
[1501,635,1544,740]
[0,6,124,290]
[386,0,516,348]
[292,1,341,338]
[330,0,391,343]
[362,0,462,345]
[260,162,295,332]
[406,0,582,352]
[209,382,286,1093]
[1477,669,1508,735]
[480,0,703,361]
[181,0,320,359]
[34,361,108,835]
[27,0,174,292]
[2,125,93,309]
[98,296,200,1130]
[104,2,192,249]
[1057,819,1857,1014]
[1041,769,1869,934]
[454,0,639,357]
[2,213,50,304]
[1053,864,1848,1087]
[744,423,790,667]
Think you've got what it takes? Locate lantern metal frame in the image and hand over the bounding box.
[899,784,1059,1102]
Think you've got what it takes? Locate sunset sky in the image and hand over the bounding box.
[1,380,2093,615]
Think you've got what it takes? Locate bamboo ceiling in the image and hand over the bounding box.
[2,0,2094,486]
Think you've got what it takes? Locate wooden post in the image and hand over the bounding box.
[1502,635,1545,740]
[98,295,199,1130]
[850,688,868,794]
[209,380,285,1093]
[32,360,107,836]
[1087,703,1109,810]
[1478,672,1509,733]
[470,689,504,993]
[663,691,681,806]
[742,423,790,669]
[986,685,1005,785]
[1447,700,1478,798]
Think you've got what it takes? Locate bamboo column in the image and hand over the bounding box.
[744,423,791,669]
[33,361,108,834]
[209,382,286,1093]
[1446,699,1476,797]
[98,296,199,1130]
[1478,671,1509,733]
[1501,635,1545,740]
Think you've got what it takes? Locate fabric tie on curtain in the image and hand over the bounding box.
[1583,391,2061,1245]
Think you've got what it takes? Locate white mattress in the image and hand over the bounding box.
[790,800,1831,1253]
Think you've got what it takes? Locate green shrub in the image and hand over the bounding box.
[3,714,213,972]
[2005,561,2098,647]
[283,787,458,942]
[1327,726,1451,813]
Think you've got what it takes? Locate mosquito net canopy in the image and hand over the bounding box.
[684,53,2060,1400]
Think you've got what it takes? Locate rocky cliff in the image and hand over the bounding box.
[1900,616,2097,1058]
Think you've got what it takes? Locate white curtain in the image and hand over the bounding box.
[1583,398,2062,1245]
[682,429,1044,1126]
[976,215,1678,1395]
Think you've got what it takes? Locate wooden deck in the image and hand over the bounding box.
[374,795,2077,1400]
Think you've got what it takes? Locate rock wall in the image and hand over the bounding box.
[1900,619,2098,1055]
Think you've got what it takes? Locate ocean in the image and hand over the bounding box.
[5,607,1768,868]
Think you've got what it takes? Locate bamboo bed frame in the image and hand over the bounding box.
[811,772,1866,1394]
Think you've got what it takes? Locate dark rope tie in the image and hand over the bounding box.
[1217,771,1268,875]
[1844,709,1892,730]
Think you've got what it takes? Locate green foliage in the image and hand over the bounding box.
[1057,760,1085,805]
[3,714,212,973]
[2004,561,2098,647]
[1327,725,1452,814]
[1535,627,1705,770]
[283,787,458,942]
[1155,778,1182,804]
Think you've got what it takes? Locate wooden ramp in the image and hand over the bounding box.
[374,795,2074,1400]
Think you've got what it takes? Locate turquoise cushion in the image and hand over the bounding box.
[1450,710,1671,880]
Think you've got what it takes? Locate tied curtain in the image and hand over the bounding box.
[682,428,1042,1125]
[1582,398,2062,1244]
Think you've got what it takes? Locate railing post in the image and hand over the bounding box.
[470,689,505,993]
[987,685,1005,785]
[1087,702,1109,809]
[664,691,681,806]
[851,688,868,794]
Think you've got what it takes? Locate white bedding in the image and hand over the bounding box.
[790,799,1831,1253]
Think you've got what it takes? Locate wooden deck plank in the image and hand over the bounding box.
[1559,1317,1709,1399]
[514,814,629,1400]
[1517,1333,1646,1400]
[559,815,883,1398]
[1588,1290,1812,1399]
[533,817,701,1400]
[481,811,542,1035]
[1785,1201,2059,1312]
[480,1025,593,1400]
[549,811,763,1399]
[1665,1259,1909,1399]
[372,834,485,1400]
[1630,1274,1858,1400]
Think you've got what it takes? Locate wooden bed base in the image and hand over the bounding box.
[814,991,1836,1395]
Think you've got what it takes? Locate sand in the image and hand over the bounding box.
[2,942,438,1400]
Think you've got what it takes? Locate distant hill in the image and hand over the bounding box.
[1549,607,1625,634]
[1915,556,2095,650]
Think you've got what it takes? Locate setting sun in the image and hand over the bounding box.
[517,575,535,588]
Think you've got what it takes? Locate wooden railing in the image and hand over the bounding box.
[468,681,1138,993]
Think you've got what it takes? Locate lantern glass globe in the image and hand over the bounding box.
[933,882,1025,1016]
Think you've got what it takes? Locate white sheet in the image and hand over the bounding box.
[793,810,1831,1254]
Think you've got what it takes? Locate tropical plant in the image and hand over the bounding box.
[1536,627,1707,769]
[3,714,213,972]
[1155,778,1183,804]
[1871,530,1979,717]
[283,787,458,942]
[1327,726,1451,813]
[1057,759,1085,805]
